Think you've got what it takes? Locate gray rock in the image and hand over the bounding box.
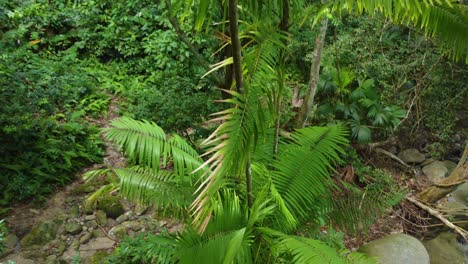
[4,233,19,249]
[358,233,429,264]
[85,220,98,229]
[122,221,142,232]
[65,222,82,235]
[109,225,127,240]
[69,205,80,219]
[398,149,426,164]
[451,182,468,206]
[442,160,457,174]
[421,158,435,166]
[95,210,107,226]
[79,237,115,251]
[79,233,92,244]
[423,232,466,264]
[116,214,128,224]
[84,215,96,221]
[423,161,449,183]
[91,229,105,238]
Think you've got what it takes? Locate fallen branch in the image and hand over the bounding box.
[406,195,468,241]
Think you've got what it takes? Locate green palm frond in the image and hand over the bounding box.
[270,125,348,228]
[105,117,205,181]
[115,167,194,214]
[177,191,253,263]
[334,0,468,61]
[260,228,376,264]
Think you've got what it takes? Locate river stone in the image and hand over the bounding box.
[109,225,127,240]
[398,149,426,164]
[442,160,457,174]
[65,222,82,235]
[358,234,429,264]
[96,196,124,219]
[95,210,107,226]
[451,182,468,206]
[422,161,449,183]
[79,237,115,251]
[423,232,466,264]
[21,220,60,247]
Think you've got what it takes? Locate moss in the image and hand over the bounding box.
[96,196,124,219]
[20,220,60,248]
[88,251,110,264]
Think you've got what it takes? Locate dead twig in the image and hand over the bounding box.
[406,195,468,241]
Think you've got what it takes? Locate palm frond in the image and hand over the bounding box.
[115,167,193,215]
[260,228,376,264]
[105,117,205,182]
[270,125,348,229]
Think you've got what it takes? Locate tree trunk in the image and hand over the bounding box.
[418,143,468,204]
[295,17,328,128]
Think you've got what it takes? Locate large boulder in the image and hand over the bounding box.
[423,232,467,264]
[422,161,449,183]
[441,160,457,174]
[20,220,60,248]
[358,234,429,264]
[398,149,426,164]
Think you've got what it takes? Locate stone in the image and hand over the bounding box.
[95,210,107,226]
[116,214,128,224]
[84,215,96,221]
[3,254,35,264]
[423,232,466,264]
[451,182,468,206]
[80,233,93,244]
[71,238,80,250]
[420,158,435,166]
[398,148,426,164]
[135,204,149,216]
[442,160,457,174]
[65,222,82,235]
[122,221,142,232]
[109,225,127,240]
[79,237,115,251]
[4,233,19,249]
[57,241,67,255]
[70,205,80,219]
[45,255,58,264]
[423,161,449,183]
[87,251,110,264]
[96,196,125,219]
[358,233,429,264]
[20,220,60,248]
[71,183,96,194]
[85,220,98,229]
[91,229,105,238]
[29,209,40,215]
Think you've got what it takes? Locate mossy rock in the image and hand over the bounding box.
[71,182,97,195]
[20,220,60,248]
[86,251,110,264]
[96,196,124,219]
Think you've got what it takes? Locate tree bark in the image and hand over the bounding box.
[295,17,328,128]
[418,143,468,204]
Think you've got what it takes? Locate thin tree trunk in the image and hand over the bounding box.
[228,0,252,207]
[296,17,328,128]
[273,0,289,157]
[418,143,468,203]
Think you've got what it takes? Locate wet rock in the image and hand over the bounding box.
[358,233,429,264]
[423,232,466,264]
[95,210,107,226]
[65,222,82,235]
[423,161,449,183]
[398,149,426,164]
[96,196,124,219]
[21,220,60,248]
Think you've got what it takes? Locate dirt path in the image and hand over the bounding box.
[5,95,124,239]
